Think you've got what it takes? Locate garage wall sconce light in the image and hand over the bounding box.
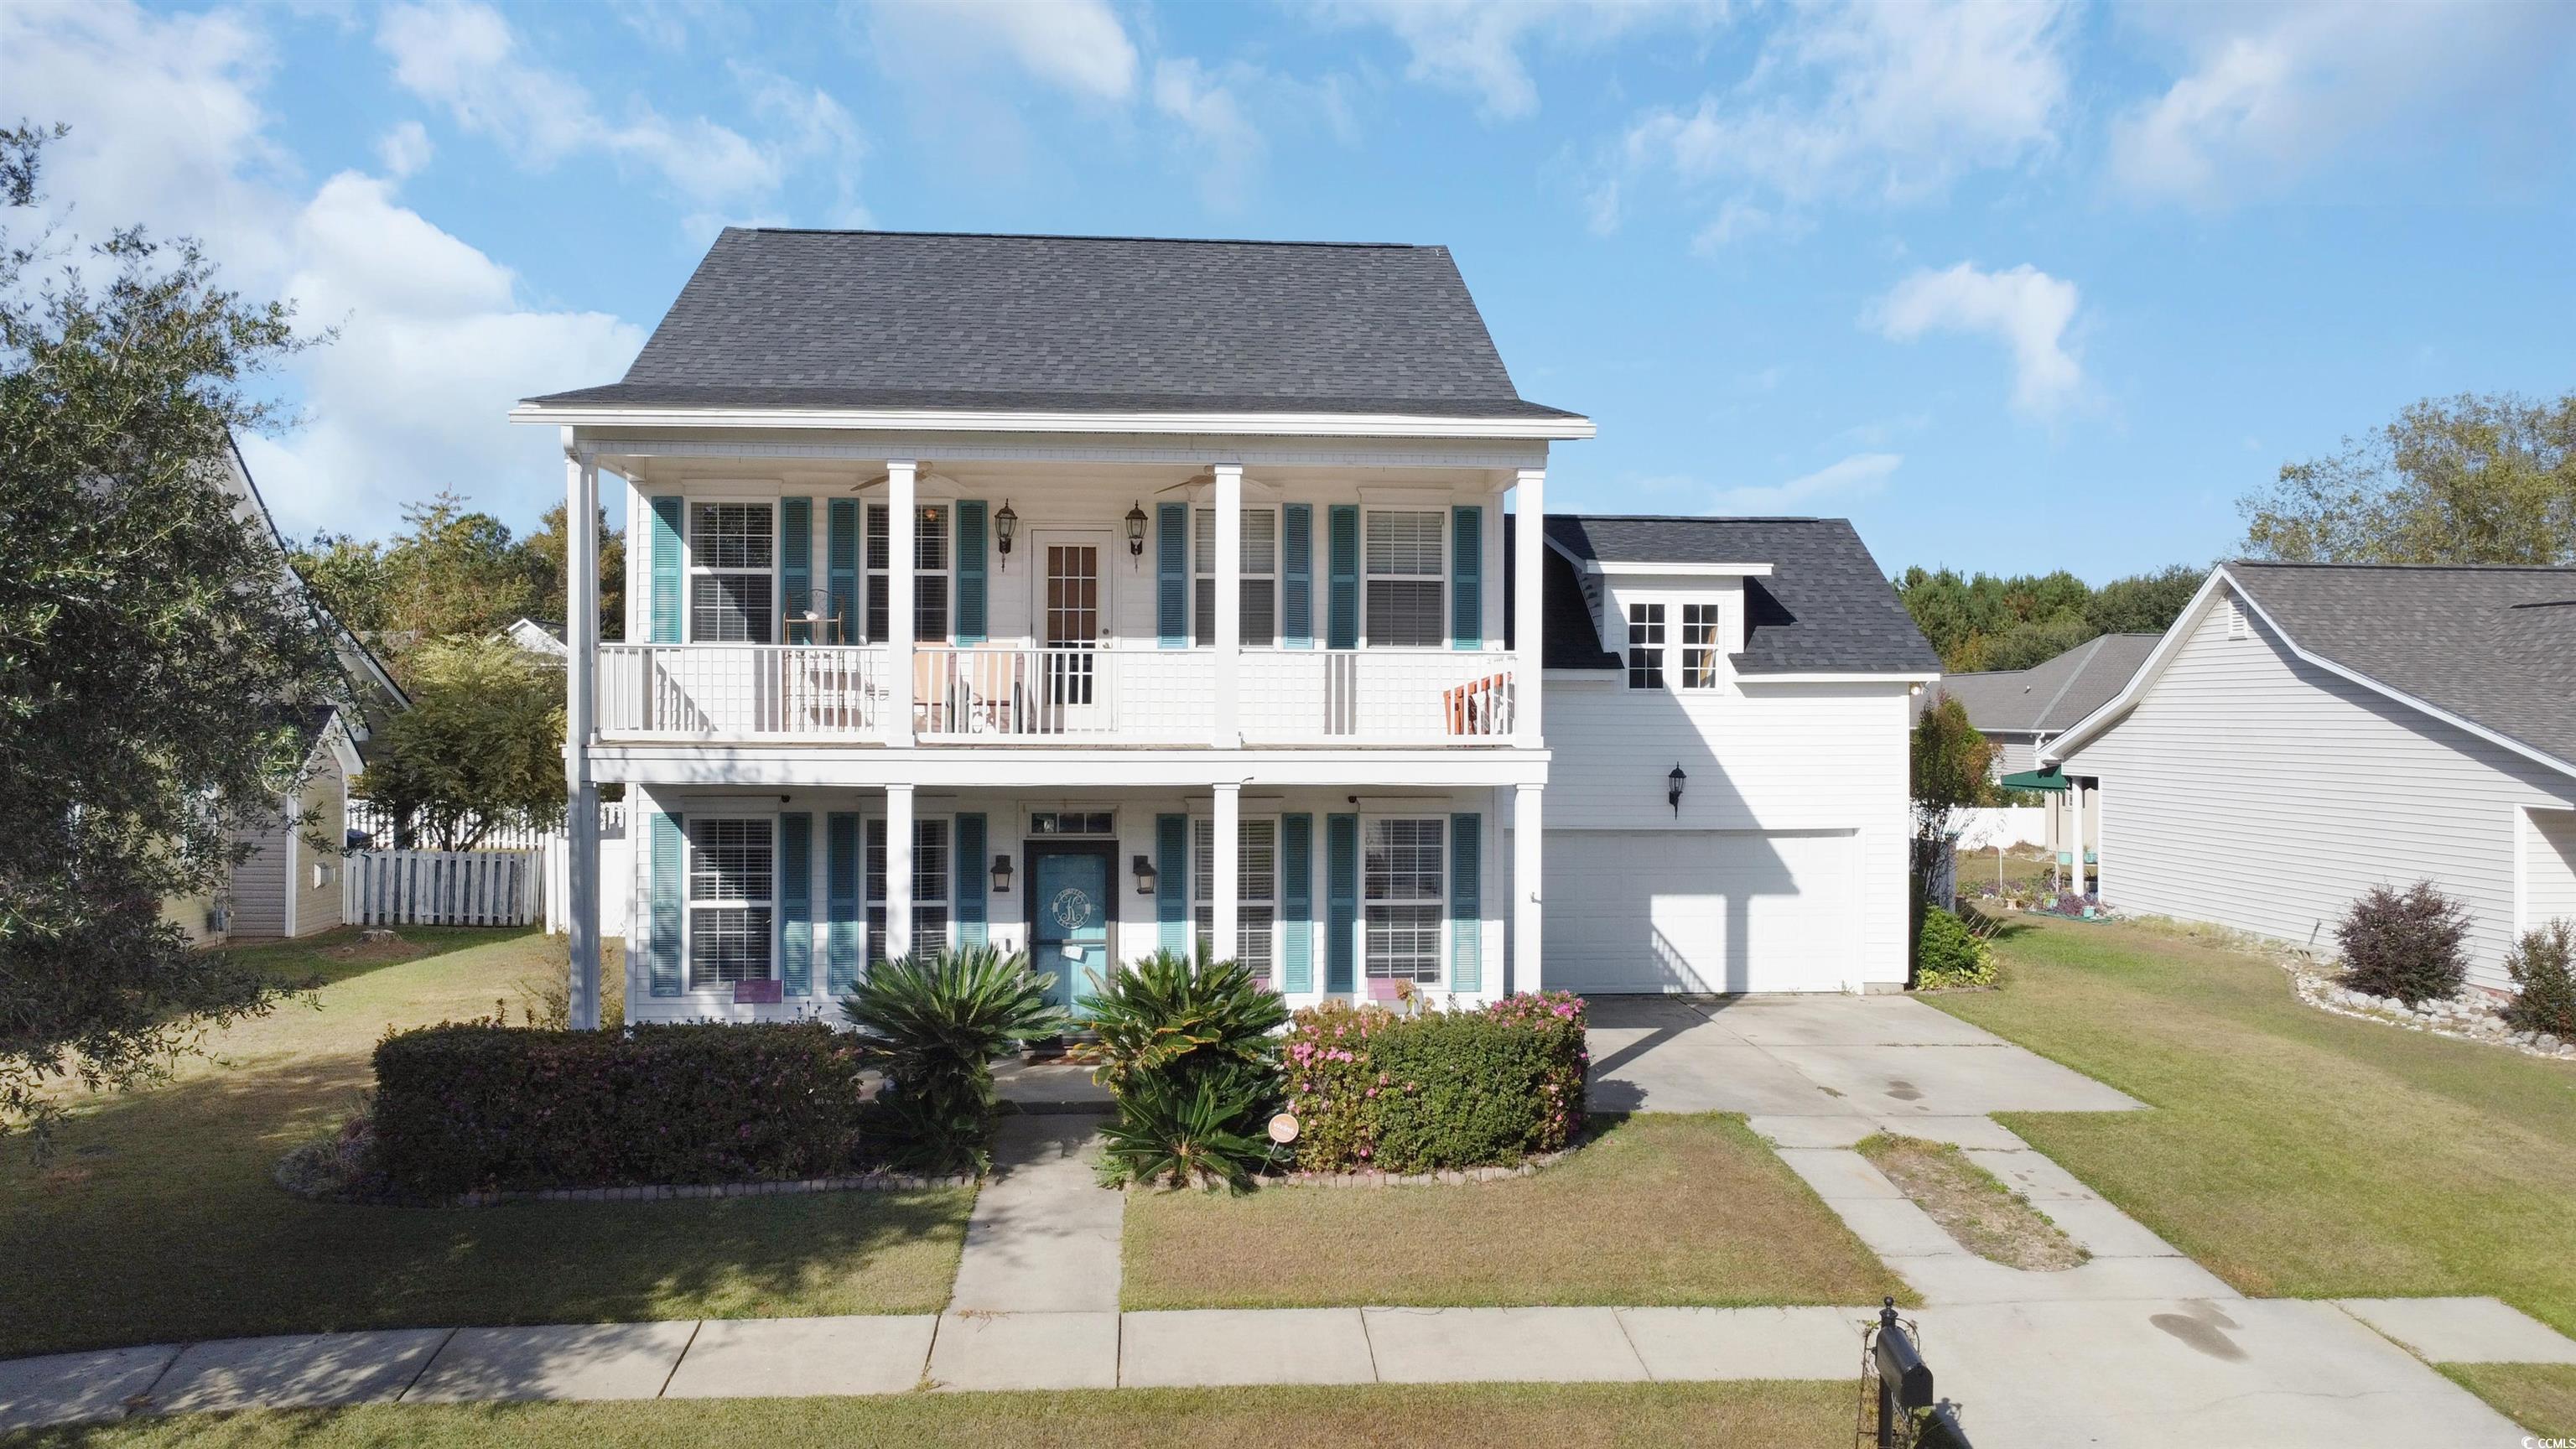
[1667,763,1687,817]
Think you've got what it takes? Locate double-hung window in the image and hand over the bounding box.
[689,503,775,642]
[1192,507,1279,646]
[864,503,951,644]
[687,818,774,988]
[1680,602,1722,688]
[1626,603,1666,689]
[1363,818,1444,984]
[1192,818,1278,984]
[1363,511,1445,647]
[865,817,952,964]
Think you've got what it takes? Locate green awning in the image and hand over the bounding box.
[1998,766,2069,792]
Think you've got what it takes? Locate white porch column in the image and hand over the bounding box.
[886,460,917,747]
[1213,463,1242,747]
[1212,782,1240,964]
[886,783,915,961]
[2065,776,2085,896]
[1513,467,1545,746]
[563,440,603,1029]
[1514,782,1544,995]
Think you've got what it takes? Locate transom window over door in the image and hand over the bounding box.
[687,818,774,988]
[865,503,951,643]
[1363,511,1445,647]
[1363,818,1444,984]
[1193,507,1279,646]
[1193,818,1279,984]
[689,503,774,642]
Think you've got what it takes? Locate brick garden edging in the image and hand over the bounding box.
[273,1153,976,1209]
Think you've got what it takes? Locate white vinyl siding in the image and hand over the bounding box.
[2058,599,2576,991]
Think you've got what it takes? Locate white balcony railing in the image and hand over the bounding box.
[601,644,886,738]
[597,643,1518,746]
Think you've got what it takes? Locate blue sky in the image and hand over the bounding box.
[9,0,2572,581]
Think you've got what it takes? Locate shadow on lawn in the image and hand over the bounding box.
[1,1029,964,1360]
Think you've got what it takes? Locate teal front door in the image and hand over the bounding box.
[1029,845,1114,1010]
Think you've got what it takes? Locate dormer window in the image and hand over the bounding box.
[1625,603,1665,689]
[1681,602,1722,688]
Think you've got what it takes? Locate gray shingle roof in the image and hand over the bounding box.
[1927,634,2160,734]
[2228,562,2576,766]
[527,228,1578,420]
[1527,515,1939,675]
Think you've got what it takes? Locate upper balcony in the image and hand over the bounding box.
[572,451,1546,755]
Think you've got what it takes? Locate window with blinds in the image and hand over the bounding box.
[687,818,774,988]
[863,503,951,643]
[1192,817,1279,984]
[1363,818,1443,983]
[1192,507,1279,646]
[865,817,952,965]
[1364,510,1444,647]
[688,503,774,643]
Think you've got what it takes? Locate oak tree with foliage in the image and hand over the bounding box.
[358,636,566,849]
[1907,695,1996,984]
[2241,392,2575,565]
[1893,563,2202,674]
[0,123,341,1140]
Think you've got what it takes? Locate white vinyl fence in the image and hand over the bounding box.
[347,801,626,852]
[1955,806,2049,851]
[345,849,543,927]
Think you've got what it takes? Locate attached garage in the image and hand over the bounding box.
[1542,829,1859,995]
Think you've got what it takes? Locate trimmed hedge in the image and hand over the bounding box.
[372,1021,868,1196]
[1283,993,1587,1175]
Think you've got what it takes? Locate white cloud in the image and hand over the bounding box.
[1151,60,1266,211]
[1619,0,2069,237]
[1322,0,1727,121]
[376,120,434,179]
[377,0,782,205]
[6,0,644,537]
[2109,1,2576,205]
[1872,262,2083,418]
[857,0,1139,102]
[1709,452,1902,515]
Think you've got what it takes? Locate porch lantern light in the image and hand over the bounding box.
[1132,854,1158,896]
[1124,502,1149,564]
[990,854,1014,895]
[1667,762,1687,817]
[994,501,1018,571]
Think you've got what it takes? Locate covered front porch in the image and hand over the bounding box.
[621,782,1535,1026]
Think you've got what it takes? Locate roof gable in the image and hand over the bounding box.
[1929,633,2158,734]
[527,228,1576,421]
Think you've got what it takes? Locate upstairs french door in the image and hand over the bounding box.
[1034,532,1109,730]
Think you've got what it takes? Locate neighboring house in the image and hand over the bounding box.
[501,617,569,660]
[2044,563,2576,992]
[169,439,408,943]
[1919,632,2158,876]
[516,228,1935,1022]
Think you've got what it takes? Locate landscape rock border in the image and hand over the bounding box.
[2277,951,2572,1062]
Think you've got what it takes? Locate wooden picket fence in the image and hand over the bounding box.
[344,849,543,927]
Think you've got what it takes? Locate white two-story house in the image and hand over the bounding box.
[515,229,1935,1027]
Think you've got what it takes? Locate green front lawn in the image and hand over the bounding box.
[1123,1112,1911,1311]
[1926,916,2576,1337]
[0,929,973,1359]
[14,1382,1857,1449]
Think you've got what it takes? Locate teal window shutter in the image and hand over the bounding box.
[1449,813,1482,994]
[1325,813,1358,993]
[648,496,683,644]
[1280,503,1314,647]
[1156,502,1188,647]
[1156,813,1188,951]
[779,813,813,997]
[648,810,683,997]
[1326,505,1359,649]
[827,499,860,643]
[780,498,813,644]
[825,813,860,995]
[955,813,988,946]
[955,501,988,644]
[1451,505,1483,648]
[1279,813,1313,992]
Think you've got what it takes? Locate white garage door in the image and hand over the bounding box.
[1542,829,1856,994]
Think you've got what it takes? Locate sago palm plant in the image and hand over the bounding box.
[840,945,1062,1172]
[1072,949,1289,1094]
[1098,1066,1275,1192]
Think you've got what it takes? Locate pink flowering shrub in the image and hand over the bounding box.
[1282,991,1587,1174]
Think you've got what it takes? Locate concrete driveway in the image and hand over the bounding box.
[1586,993,2140,1130]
